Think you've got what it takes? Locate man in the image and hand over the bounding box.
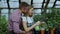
[8,2,30,34]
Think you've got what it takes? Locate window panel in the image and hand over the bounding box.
[0,2,8,8]
[9,0,19,2]
[45,0,55,3]
[1,14,8,20]
[56,2,60,6]
[9,2,19,8]
[1,9,8,14]
[10,9,14,13]
[47,3,54,8]
[49,0,55,3]
[33,0,43,3]
[10,9,18,13]
[56,1,60,5]
[0,0,7,2]
[55,6,60,8]
[21,0,31,5]
[33,3,42,8]
[46,9,51,13]
[34,9,41,14]
[45,0,47,2]
[57,0,60,1]
[46,9,50,13]
[21,0,31,2]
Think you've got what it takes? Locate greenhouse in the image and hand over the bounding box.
[0,0,60,34]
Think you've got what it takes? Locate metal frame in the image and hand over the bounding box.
[0,0,60,19]
[0,0,60,9]
[52,0,57,8]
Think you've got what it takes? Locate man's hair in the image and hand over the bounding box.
[19,2,29,9]
[19,2,33,17]
[23,5,33,16]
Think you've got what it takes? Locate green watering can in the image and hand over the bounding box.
[35,26,40,31]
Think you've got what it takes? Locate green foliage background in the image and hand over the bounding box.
[0,15,8,34]
[33,9,60,31]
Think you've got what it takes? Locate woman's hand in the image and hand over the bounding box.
[41,22,45,23]
[35,21,40,25]
[20,31,26,34]
[40,21,45,25]
[36,21,45,26]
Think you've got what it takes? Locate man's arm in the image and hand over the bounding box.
[13,22,25,34]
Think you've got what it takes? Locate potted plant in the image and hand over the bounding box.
[49,9,60,34]
[33,14,46,34]
[33,9,60,34]
[40,9,57,34]
[40,23,47,34]
[33,14,46,30]
[54,9,60,34]
[33,14,41,31]
[46,9,58,34]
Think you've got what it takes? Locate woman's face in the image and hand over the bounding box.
[28,8,34,16]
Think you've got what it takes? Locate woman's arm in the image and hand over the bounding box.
[22,21,40,32]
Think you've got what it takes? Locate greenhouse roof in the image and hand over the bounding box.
[0,0,60,9]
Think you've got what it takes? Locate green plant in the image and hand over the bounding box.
[33,14,47,31]
[33,14,46,22]
[0,15,8,34]
[46,9,60,30]
[40,23,47,30]
[33,9,60,31]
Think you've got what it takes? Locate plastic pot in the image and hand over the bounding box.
[50,29,55,34]
[41,28,45,34]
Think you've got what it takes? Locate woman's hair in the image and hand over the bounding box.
[25,5,33,13]
[23,5,33,16]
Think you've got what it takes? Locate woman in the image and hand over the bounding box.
[22,5,44,34]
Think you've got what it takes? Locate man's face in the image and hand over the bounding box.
[21,8,26,13]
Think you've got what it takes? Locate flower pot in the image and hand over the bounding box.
[55,29,58,34]
[45,30,50,34]
[50,29,55,34]
[55,29,60,34]
[41,28,45,34]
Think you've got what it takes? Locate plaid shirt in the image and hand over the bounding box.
[8,9,22,34]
